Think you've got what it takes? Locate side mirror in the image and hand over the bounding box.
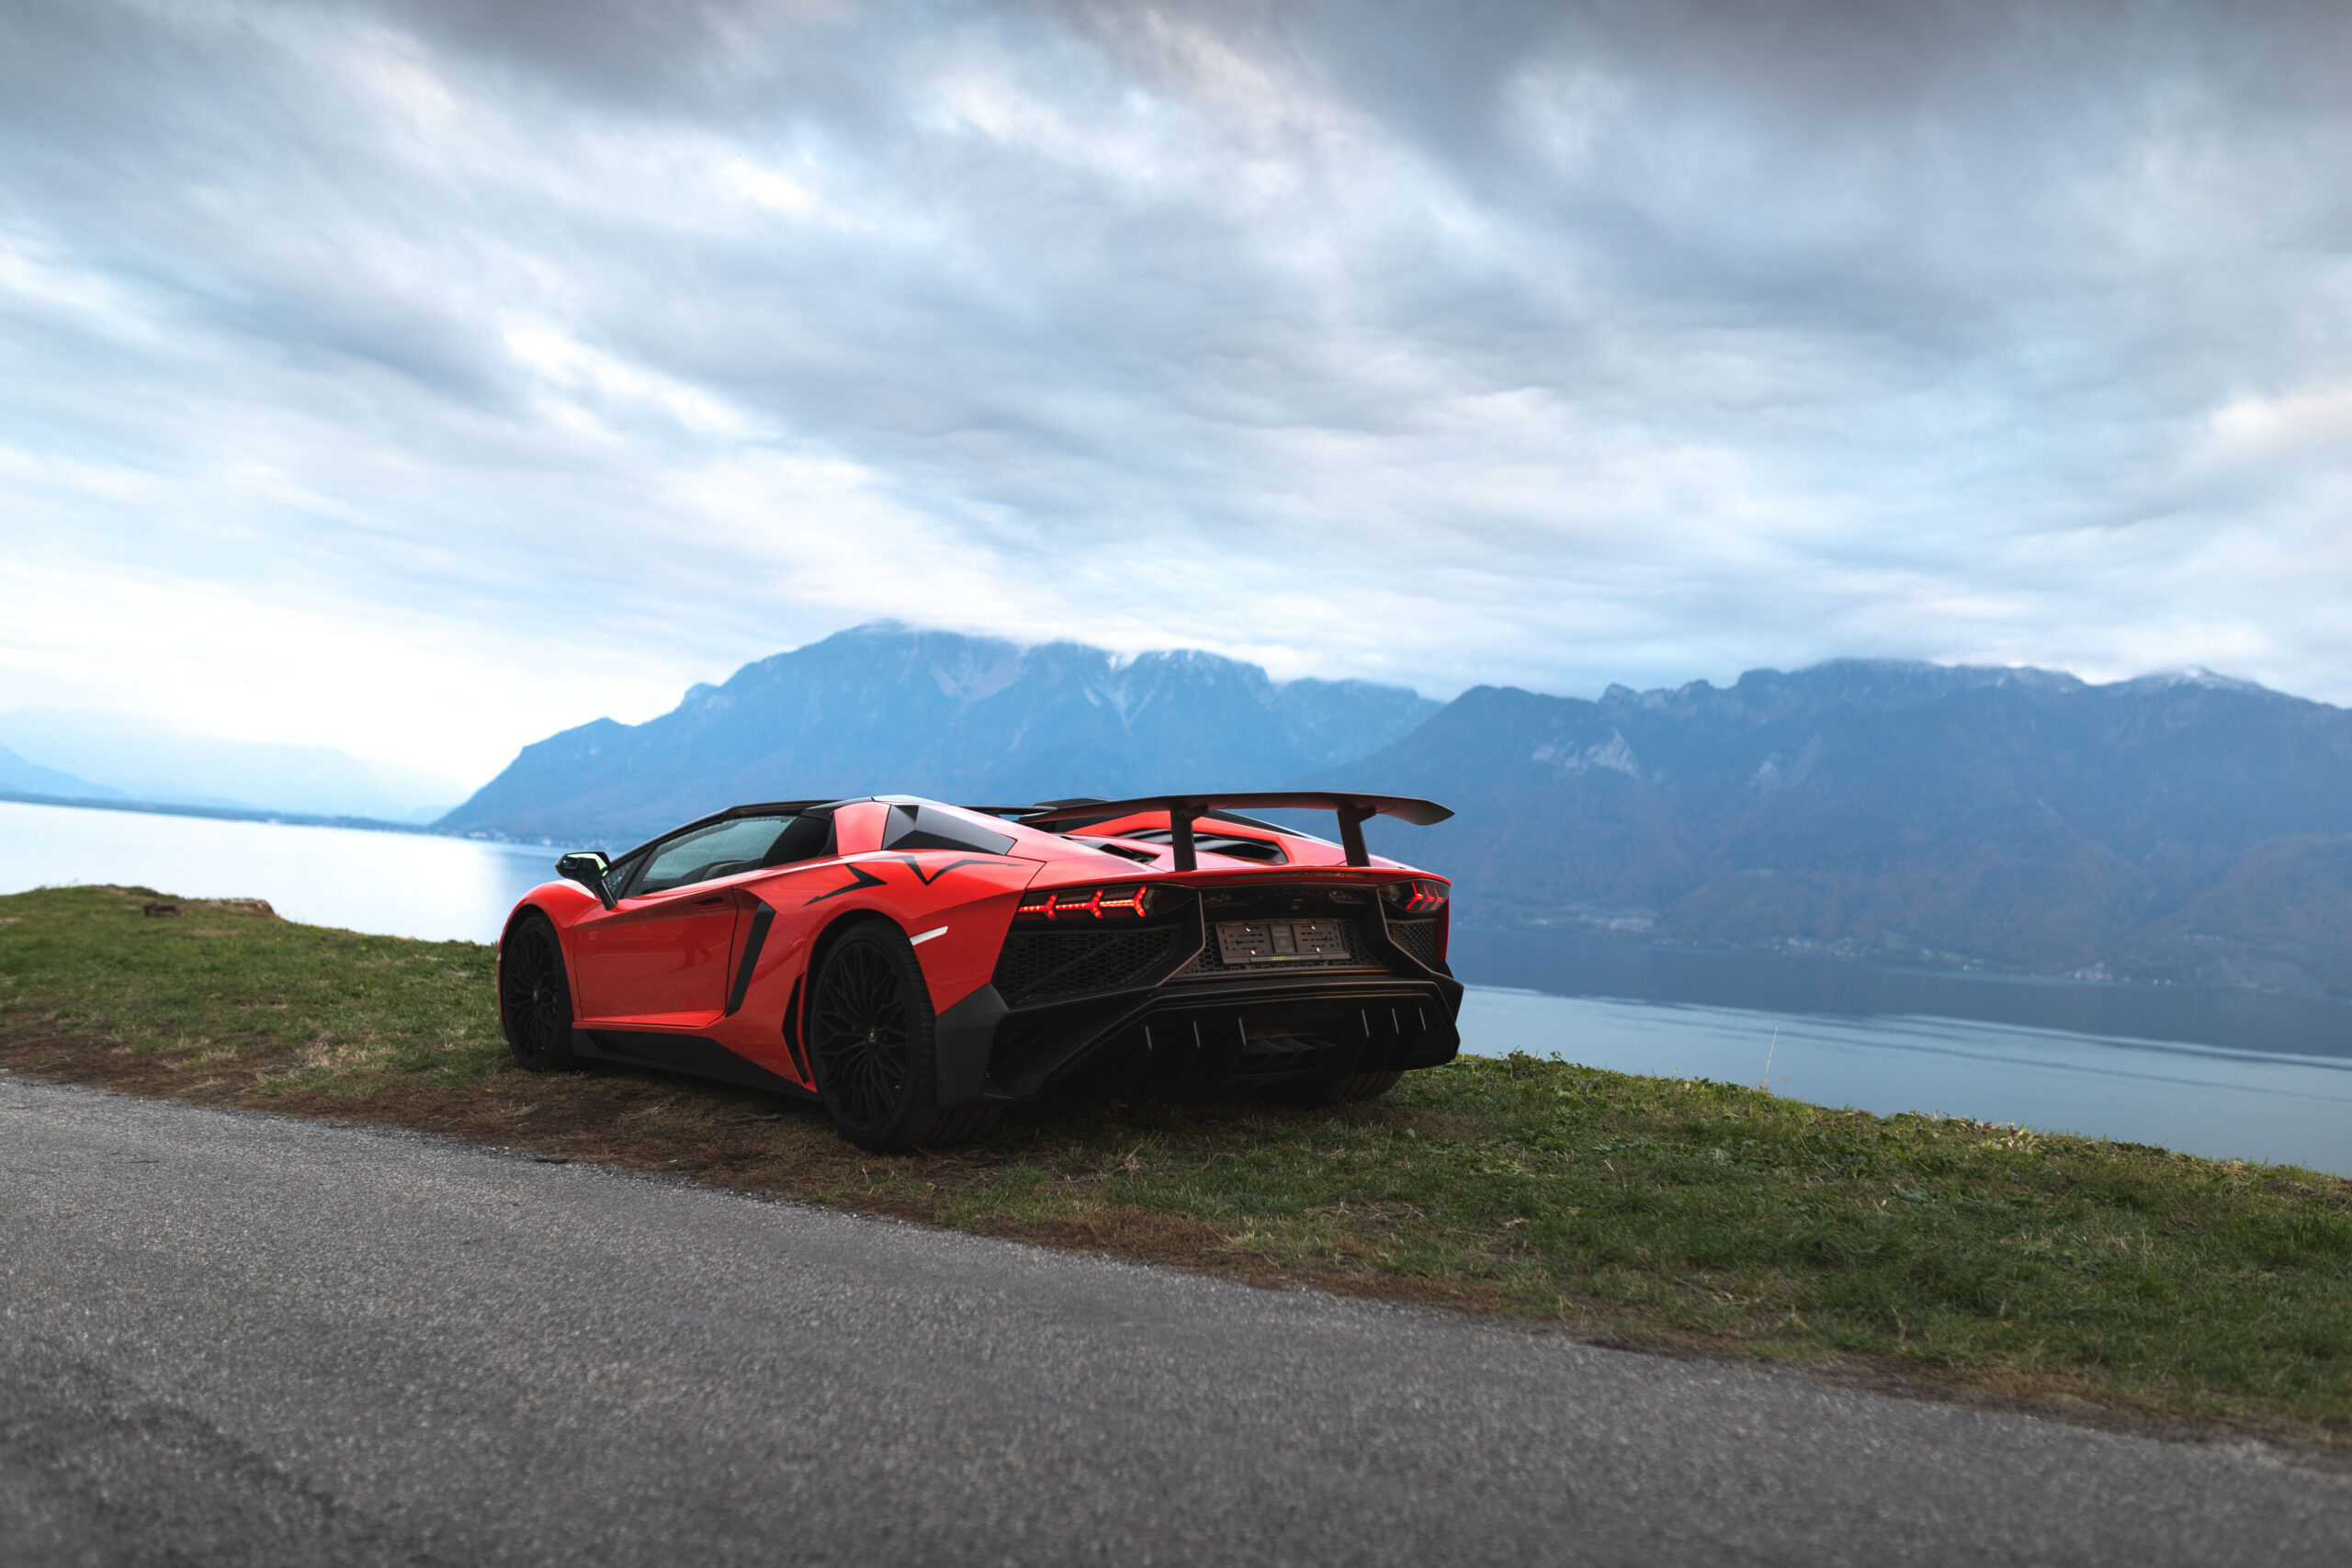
[556,851,616,910]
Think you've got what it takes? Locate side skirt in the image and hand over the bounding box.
[571,1028,819,1100]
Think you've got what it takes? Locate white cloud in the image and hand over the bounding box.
[503,321,759,440]
[2204,380,2352,466]
[2,0,2351,788]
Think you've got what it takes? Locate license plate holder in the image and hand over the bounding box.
[1215,919,1353,964]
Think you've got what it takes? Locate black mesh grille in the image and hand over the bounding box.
[1386,919,1442,968]
[993,927,1181,1005]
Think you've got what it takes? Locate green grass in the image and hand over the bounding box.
[5,883,2349,1439]
[0,884,505,1089]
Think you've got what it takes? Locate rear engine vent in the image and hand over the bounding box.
[993,927,1181,1006]
[1081,840,1159,864]
[1120,829,1289,864]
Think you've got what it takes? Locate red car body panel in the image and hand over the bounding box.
[499,795,1460,1104]
[568,888,741,1026]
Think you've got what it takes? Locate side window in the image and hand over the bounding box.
[880,803,1014,855]
[633,816,796,896]
[765,812,836,867]
[604,852,648,899]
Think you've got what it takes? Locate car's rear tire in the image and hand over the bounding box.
[499,911,578,1071]
[809,922,1001,1151]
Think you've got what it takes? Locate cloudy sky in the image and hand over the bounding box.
[5,0,2350,788]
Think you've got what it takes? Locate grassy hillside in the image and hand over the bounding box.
[4,884,2348,1444]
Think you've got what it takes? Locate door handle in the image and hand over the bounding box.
[695,896,727,908]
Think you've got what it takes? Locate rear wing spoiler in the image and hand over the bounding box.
[1012,793,1452,871]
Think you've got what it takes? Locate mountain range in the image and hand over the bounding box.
[1320,661,2352,995]
[442,625,2352,996]
[437,624,1440,844]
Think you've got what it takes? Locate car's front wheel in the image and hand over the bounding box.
[809,922,1000,1151]
[499,911,578,1071]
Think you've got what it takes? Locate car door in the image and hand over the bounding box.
[569,816,794,1028]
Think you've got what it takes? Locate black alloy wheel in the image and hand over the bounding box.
[808,922,1001,1152]
[499,913,578,1071]
[812,933,911,1129]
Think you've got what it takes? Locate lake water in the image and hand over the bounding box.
[0,798,557,946]
[6,797,2349,1174]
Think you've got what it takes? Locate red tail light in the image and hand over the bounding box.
[1381,879,1448,915]
[1014,885,1163,921]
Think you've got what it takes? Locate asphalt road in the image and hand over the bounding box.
[3,1077,2347,1567]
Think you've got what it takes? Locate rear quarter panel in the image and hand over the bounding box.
[703,849,1038,1078]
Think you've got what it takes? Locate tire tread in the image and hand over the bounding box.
[910,1100,1004,1148]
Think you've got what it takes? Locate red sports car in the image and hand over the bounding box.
[496,793,1461,1149]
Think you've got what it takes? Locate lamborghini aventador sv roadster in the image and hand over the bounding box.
[496,792,1461,1149]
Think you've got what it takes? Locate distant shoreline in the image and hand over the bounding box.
[0,789,535,844]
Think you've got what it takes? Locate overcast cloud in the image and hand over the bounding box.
[4,0,2350,784]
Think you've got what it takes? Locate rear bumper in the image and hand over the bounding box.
[938,967,1463,1104]
[932,876,1463,1106]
